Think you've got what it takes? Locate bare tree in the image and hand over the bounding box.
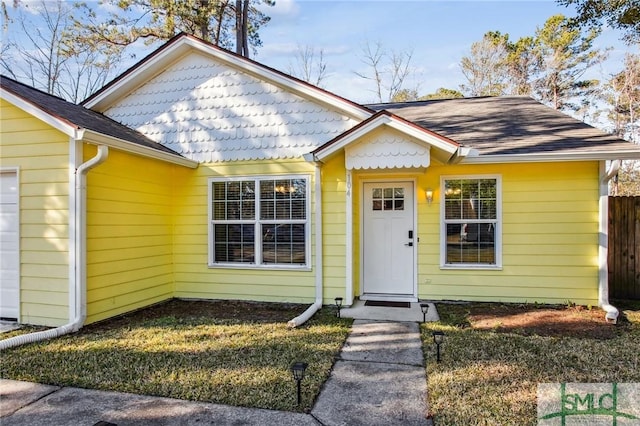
[459,31,510,97]
[505,36,541,96]
[355,40,416,103]
[1,1,123,102]
[606,52,640,143]
[288,45,328,87]
[2,1,68,94]
[355,41,384,102]
[612,161,640,195]
[604,52,640,196]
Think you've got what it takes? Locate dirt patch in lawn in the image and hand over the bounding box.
[87,298,308,331]
[453,303,618,339]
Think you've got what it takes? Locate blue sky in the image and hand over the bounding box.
[251,0,637,104]
[5,0,637,106]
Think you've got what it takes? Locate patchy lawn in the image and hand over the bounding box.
[0,299,352,412]
[422,301,640,425]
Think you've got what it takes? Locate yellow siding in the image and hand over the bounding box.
[85,146,177,324]
[172,159,320,304]
[0,99,70,326]
[320,153,351,300]
[416,161,600,305]
[0,95,603,326]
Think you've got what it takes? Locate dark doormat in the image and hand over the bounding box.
[364,300,411,308]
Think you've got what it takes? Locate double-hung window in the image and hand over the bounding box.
[442,176,501,268]
[209,176,309,268]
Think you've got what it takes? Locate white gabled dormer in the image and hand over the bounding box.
[309,111,466,169]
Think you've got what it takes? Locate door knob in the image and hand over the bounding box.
[405,242,413,247]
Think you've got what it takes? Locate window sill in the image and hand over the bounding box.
[208,263,312,272]
[440,264,503,271]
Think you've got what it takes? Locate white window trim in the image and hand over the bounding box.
[439,174,502,270]
[207,174,311,270]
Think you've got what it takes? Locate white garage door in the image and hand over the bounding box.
[0,170,19,321]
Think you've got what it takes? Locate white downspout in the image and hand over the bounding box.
[288,164,323,327]
[0,144,108,350]
[598,160,621,324]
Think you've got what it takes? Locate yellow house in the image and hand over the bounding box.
[2,34,640,336]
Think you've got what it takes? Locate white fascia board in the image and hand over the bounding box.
[82,130,199,168]
[85,37,372,122]
[1,89,81,139]
[461,151,640,164]
[83,41,193,111]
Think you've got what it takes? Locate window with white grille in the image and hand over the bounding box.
[209,176,309,268]
[441,176,501,268]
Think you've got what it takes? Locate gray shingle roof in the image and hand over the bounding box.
[367,96,640,157]
[1,75,183,157]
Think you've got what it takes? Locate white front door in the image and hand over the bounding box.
[0,170,19,321]
[362,181,415,298]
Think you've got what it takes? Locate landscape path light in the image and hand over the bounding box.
[290,361,308,405]
[432,331,445,363]
[334,297,343,318]
[420,303,429,322]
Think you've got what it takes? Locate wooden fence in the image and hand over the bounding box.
[608,196,640,300]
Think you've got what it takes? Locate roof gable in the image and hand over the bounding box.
[312,111,463,167]
[84,34,373,163]
[95,51,362,162]
[85,34,371,120]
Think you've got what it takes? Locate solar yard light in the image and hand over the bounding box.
[290,362,308,405]
[432,331,445,363]
[420,303,429,322]
[334,297,343,318]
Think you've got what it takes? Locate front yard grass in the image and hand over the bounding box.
[0,299,352,412]
[422,300,640,425]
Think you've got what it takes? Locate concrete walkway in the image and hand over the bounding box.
[1,314,432,425]
[341,300,440,322]
[312,320,430,425]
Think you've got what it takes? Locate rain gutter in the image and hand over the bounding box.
[598,160,621,324]
[0,142,108,350]
[288,162,323,327]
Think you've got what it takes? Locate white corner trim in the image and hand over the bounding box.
[345,169,353,305]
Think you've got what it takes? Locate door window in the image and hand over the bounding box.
[372,187,405,211]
